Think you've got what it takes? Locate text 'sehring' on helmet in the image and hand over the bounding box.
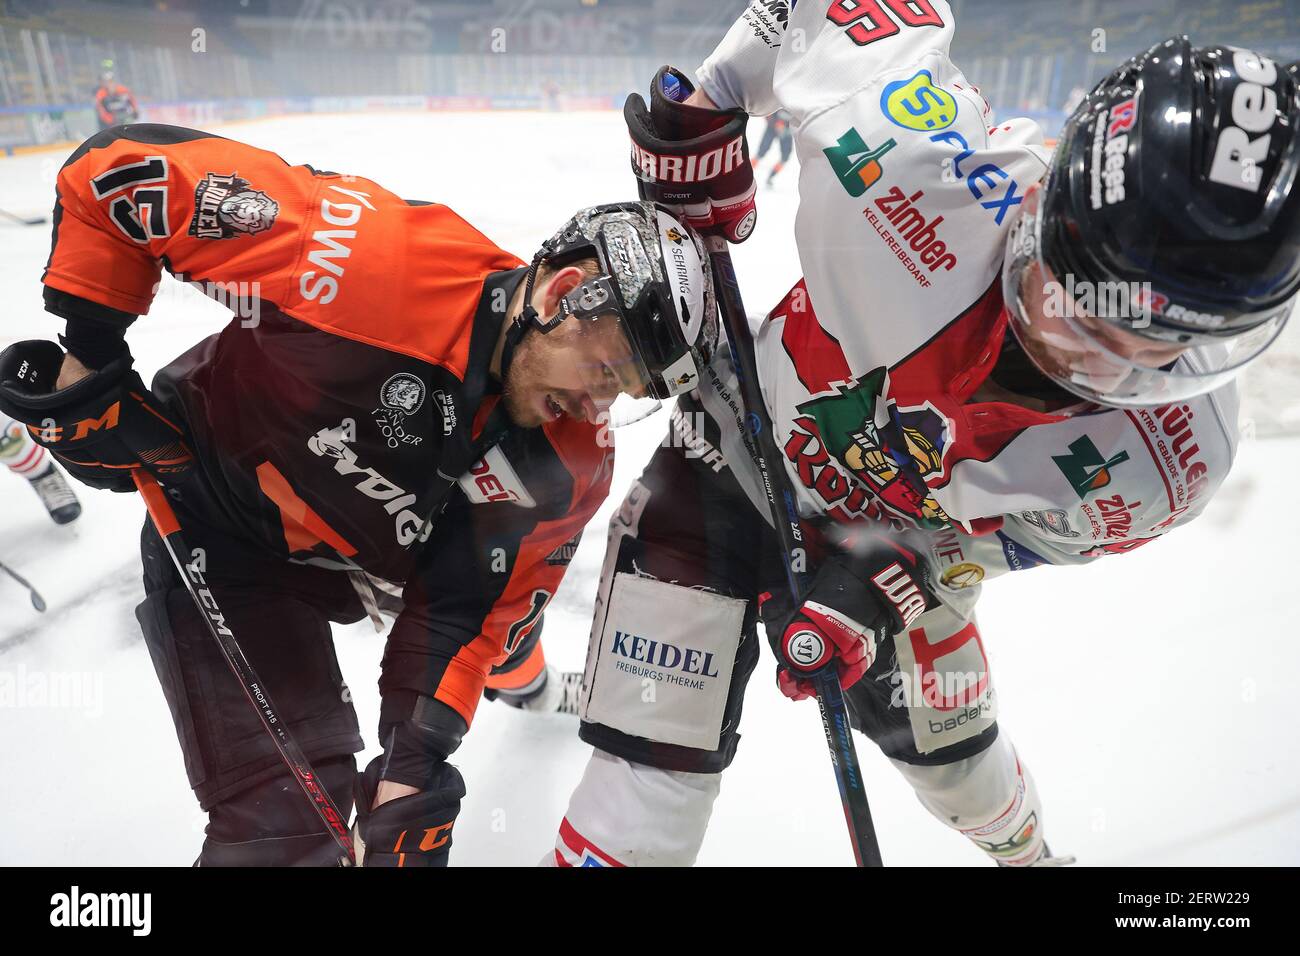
[517,201,718,420]
[1003,37,1300,408]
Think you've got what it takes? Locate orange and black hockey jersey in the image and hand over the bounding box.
[42,124,613,724]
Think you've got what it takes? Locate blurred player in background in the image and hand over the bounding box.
[750,107,793,186]
[93,64,139,130]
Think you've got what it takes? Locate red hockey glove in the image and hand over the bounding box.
[760,536,934,701]
[623,65,758,243]
[0,340,193,493]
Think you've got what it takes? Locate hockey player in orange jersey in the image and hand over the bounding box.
[0,123,720,866]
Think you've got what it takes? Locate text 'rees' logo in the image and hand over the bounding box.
[188,172,279,239]
[881,70,958,132]
[1210,49,1280,194]
[1051,434,1130,499]
[1089,95,1138,210]
[824,127,897,197]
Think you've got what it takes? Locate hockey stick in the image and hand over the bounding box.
[132,470,355,865]
[706,237,884,867]
[0,208,48,227]
[0,557,47,611]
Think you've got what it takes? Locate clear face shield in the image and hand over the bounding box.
[547,283,665,428]
[1002,183,1294,408]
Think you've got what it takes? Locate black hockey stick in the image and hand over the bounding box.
[0,208,48,227]
[133,470,355,865]
[706,237,884,867]
[0,557,47,611]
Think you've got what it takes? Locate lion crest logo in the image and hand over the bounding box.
[189,172,280,239]
[218,190,279,235]
[380,374,425,416]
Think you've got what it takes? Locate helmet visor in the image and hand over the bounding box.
[542,301,665,427]
[1003,184,1293,407]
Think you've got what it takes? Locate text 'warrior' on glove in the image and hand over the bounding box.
[624,65,758,243]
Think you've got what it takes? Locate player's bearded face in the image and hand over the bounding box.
[502,312,646,428]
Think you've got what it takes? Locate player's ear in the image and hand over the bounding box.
[537,265,585,319]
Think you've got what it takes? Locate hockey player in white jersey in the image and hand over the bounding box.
[551,0,1299,866]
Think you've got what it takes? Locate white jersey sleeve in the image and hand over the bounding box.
[918,381,1241,611]
[694,1,789,116]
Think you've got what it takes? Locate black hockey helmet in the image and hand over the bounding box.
[509,201,717,412]
[1004,37,1300,406]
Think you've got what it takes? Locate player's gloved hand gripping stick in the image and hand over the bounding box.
[0,340,355,864]
[625,64,885,866]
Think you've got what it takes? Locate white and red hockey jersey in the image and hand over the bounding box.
[695,0,1240,599]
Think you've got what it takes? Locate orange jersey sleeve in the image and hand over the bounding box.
[384,417,614,727]
[44,125,521,374]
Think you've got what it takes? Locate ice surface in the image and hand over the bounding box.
[1,112,1296,866]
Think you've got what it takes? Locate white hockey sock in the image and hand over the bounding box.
[0,416,47,478]
[546,750,721,867]
[893,734,1046,866]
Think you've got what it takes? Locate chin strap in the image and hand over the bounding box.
[501,256,546,381]
[499,316,530,382]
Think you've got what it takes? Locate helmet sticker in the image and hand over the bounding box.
[659,352,700,397]
[1209,49,1279,193]
[655,208,705,347]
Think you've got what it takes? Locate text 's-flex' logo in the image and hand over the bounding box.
[824,127,896,197]
[1051,435,1130,499]
[881,70,958,133]
[188,172,279,239]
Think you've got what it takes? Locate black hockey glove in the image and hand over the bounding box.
[353,755,465,867]
[759,532,935,701]
[624,65,758,243]
[0,339,193,493]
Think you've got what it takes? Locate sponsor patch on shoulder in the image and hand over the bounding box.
[458,446,536,508]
